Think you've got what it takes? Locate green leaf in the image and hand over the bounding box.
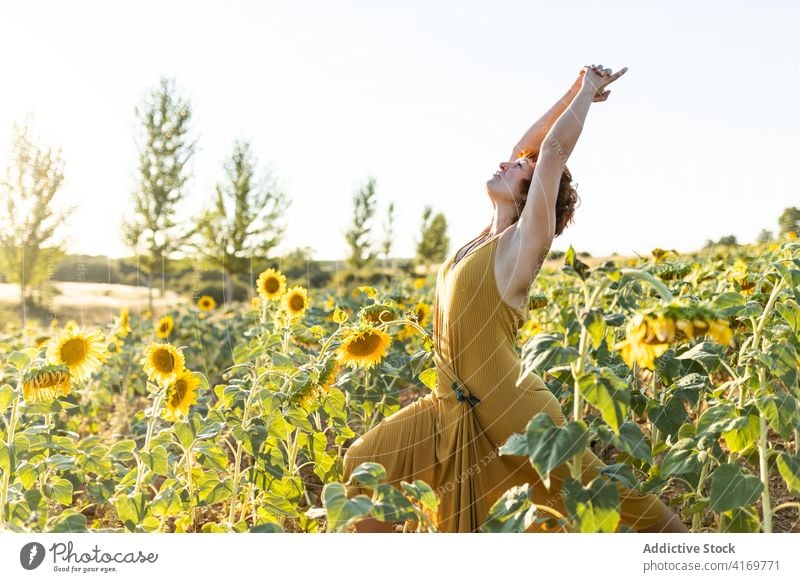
[697,403,742,435]
[419,368,437,391]
[271,352,295,372]
[7,350,31,370]
[661,439,701,476]
[756,393,798,440]
[43,478,73,505]
[196,441,229,472]
[563,245,590,281]
[675,341,724,374]
[400,480,439,513]
[141,445,169,476]
[249,522,284,533]
[722,412,759,454]
[50,510,88,533]
[765,343,798,389]
[709,463,763,512]
[599,463,638,490]
[321,482,373,532]
[582,309,607,350]
[371,483,417,523]
[647,396,689,439]
[116,492,149,531]
[578,368,630,434]
[776,452,800,494]
[350,462,387,488]
[776,302,800,336]
[562,477,621,533]
[480,483,540,533]
[0,384,14,414]
[0,443,10,476]
[498,413,589,490]
[712,292,746,317]
[16,461,39,489]
[520,333,580,376]
[149,487,183,517]
[198,476,233,506]
[595,421,653,464]
[108,439,137,461]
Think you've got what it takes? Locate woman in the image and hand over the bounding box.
[342,64,688,533]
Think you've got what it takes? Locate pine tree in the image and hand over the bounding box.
[122,76,197,313]
[415,206,449,273]
[0,115,74,326]
[192,140,290,305]
[344,177,378,270]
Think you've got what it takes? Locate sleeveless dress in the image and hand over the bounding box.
[342,232,665,532]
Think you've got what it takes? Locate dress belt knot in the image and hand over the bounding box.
[452,381,481,408]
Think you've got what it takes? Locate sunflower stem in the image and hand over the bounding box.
[133,390,164,497]
[185,442,194,532]
[228,369,257,528]
[0,381,22,529]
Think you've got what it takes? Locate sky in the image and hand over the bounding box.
[1,0,798,262]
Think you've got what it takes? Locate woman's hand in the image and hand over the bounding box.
[581,64,628,101]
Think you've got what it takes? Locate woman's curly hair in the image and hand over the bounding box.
[515,147,580,237]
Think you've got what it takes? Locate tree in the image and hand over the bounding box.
[778,207,800,237]
[415,206,449,272]
[344,177,378,270]
[380,201,396,269]
[122,76,197,313]
[192,140,290,305]
[0,115,74,326]
[756,228,773,244]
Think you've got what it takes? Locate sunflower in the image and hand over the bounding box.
[22,364,72,403]
[528,294,548,310]
[46,325,109,383]
[197,295,216,311]
[360,303,399,325]
[613,313,670,371]
[707,319,734,346]
[299,358,341,408]
[119,308,131,337]
[256,268,286,301]
[282,286,309,319]
[162,369,200,421]
[156,315,174,339]
[412,278,426,290]
[396,302,431,340]
[788,231,798,241]
[336,323,392,370]
[141,343,186,385]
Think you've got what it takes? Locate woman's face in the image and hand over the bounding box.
[486,157,535,206]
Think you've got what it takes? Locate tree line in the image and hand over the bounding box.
[0,76,451,324]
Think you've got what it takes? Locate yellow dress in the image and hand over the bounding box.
[342,232,665,532]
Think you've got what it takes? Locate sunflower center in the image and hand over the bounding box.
[170,378,188,407]
[289,294,305,311]
[159,322,170,333]
[346,332,382,357]
[61,338,88,366]
[153,348,176,373]
[264,277,280,294]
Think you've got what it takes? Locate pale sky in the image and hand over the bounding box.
[1,0,798,261]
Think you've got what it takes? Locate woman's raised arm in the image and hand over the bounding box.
[509,66,612,161]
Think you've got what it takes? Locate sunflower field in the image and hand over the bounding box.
[1,236,799,533]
